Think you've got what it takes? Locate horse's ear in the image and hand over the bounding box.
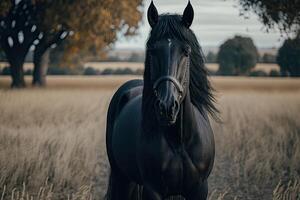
[182,1,194,28]
[147,1,159,28]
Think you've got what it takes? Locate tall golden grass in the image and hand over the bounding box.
[0,77,299,199]
[1,76,300,92]
[0,89,111,199]
[210,92,300,199]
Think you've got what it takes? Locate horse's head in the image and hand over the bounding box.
[147,1,194,126]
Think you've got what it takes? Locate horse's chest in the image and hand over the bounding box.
[160,147,202,193]
[139,137,208,194]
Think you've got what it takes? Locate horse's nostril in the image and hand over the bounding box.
[155,99,160,108]
[155,98,179,119]
[155,99,165,115]
[168,100,179,119]
[174,100,179,111]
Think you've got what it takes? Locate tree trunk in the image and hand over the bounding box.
[9,58,26,88]
[33,48,50,87]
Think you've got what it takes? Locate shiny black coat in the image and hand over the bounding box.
[105,80,214,200]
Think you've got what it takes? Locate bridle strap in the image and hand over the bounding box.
[153,76,184,94]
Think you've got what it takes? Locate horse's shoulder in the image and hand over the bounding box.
[122,95,143,116]
[109,79,143,118]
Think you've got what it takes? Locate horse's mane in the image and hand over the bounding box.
[142,14,219,126]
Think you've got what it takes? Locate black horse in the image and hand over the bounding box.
[105,1,218,199]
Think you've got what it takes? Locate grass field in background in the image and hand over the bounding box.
[0,62,280,74]
[0,77,299,199]
[1,76,300,91]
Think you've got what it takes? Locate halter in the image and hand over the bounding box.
[153,76,184,95]
[152,57,189,98]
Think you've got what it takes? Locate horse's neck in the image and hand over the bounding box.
[181,89,196,142]
[162,89,195,147]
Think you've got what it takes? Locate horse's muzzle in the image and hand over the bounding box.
[155,97,180,125]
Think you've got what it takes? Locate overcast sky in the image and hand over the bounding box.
[115,0,284,49]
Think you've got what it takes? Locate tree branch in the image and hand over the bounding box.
[46,29,69,49]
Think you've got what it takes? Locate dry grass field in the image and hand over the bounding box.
[0,76,299,200]
[0,62,279,74]
[1,76,299,92]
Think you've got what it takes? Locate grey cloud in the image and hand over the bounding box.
[115,0,282,49]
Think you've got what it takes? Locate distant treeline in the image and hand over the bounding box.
[206,51,277,64]
[1,35,298,77]
[0,66,144,76]
[0,47,275,64]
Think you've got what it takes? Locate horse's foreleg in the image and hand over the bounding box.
[142,187,162,200]
[105,168,132,200]
[185,180,208,200]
